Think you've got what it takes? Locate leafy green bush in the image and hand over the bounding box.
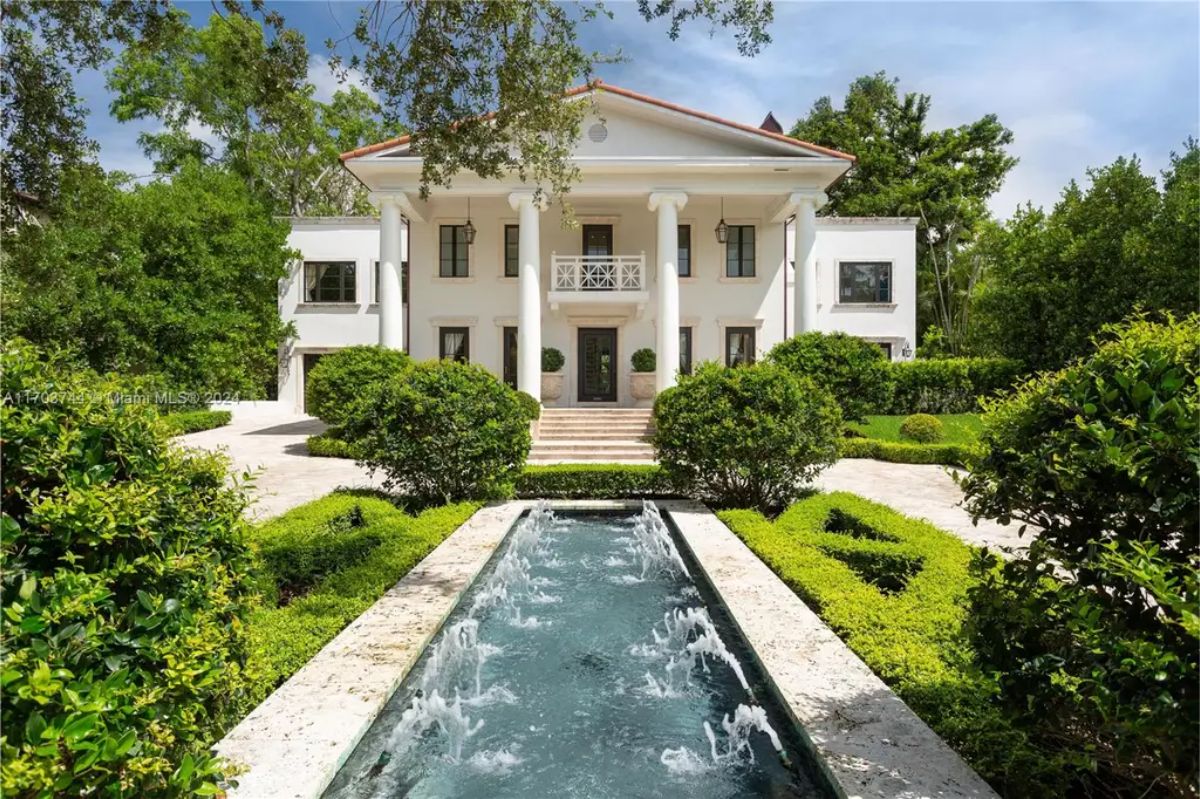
[653,362,841,512]
[243,493,478,712]
[1,341,254,797]
[306,433,358,459]
[881,357,1024,414]
[516,391,541,421]
[305,346,412,429]
[838,438,979,466]
[961,314,1199,796]
[351,361,531,503]
[160,408,232,435]
[719,493,1062,795]
[899,413,943,443]
[516,464,678,498]
[541,347,564,372]
[630,348,656,373]
[766,331,893,422]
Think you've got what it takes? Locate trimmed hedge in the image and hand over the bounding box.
[160,408,232,434]
[899,413,943,443]
[879,357,1024,414]
[718,493,1061,796]
[306,433,358,459]
[766,331,893,422]
[241,492,478,714]
[839,437,980,467]
[305,346,412,430]
[516,464,678,498]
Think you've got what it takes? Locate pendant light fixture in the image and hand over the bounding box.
[463,196,477,245]
[714,197,728,244]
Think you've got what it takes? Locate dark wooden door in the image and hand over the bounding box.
[577,328,617,402]
[582,225,613,256]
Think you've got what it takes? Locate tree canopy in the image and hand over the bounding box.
[790,72,1017,352]
[2,162,292,396]
[968,140,1199,370]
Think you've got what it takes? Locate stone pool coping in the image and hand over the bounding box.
[661,499,998,799]
[215,498,996,798]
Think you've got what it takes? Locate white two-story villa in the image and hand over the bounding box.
[279,81,916,411]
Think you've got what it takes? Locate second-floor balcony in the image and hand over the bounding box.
[547,253,649,314]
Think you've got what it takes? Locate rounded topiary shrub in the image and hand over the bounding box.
[305,346,412,429]
[516,391,542,421]
[652,361,842,513]
[766,331,894,422]
[541,347,564,373]
[352,360,532,503]
[631,348,656,373]
[962,314,1199,795]
[1,341,254,796]
[899,413,943,443]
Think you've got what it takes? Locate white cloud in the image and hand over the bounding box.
[307,54,376,104]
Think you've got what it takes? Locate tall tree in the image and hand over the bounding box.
[969,141,1199,371]
[109,9,389,216]
[2,163,292,395]
[790,72,1017,352]
[333,0,774,203]
[0,0,168,204]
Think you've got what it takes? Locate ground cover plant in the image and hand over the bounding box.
[240,492,478,715]
[961,314,1198,796]
[719,492,1064,796]
[848,413,982,445]
[1,341,254,797]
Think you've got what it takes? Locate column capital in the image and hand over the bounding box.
[647,191,689,212]
[508,190,548,212]
[368,191,402,208]
[790,189,828,210]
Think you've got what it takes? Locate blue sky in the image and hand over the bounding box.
[81,1,1198,218]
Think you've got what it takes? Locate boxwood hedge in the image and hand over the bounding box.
[516,464,678,498]
[160,408,232,435]
[718,492,1064,796]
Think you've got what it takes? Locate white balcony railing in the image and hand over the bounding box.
[551,253,645,292]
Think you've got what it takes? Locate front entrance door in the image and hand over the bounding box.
[577,328,617,402]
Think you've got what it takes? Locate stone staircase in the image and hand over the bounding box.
[529,408,656,463]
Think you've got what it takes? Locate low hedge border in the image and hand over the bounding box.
[161,408,232,434]
[838,437,980,467]
[238,492,479,717]
[515,464,680,498]
[718,493,1051,795]
[306,433,358,459]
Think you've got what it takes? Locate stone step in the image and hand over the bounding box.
[527,453,656,464]
[537,431,653,441]
[540,410,653,416]
[537,422,653,431]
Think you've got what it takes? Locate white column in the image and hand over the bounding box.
[794,190,827,334]
[509,191,544,400]
[649,192,687,393]
[375,194,405,349]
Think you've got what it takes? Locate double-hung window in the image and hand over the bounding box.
[838,261,892,303]
[304,261,356,303]
[504,224,520,277]
[725,226,755,277]
[677,225,691,277]
[439,225,469,277]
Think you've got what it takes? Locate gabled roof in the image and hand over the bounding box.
[339,79,855,162]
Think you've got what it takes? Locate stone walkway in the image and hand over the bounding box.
[179,405,1029,552]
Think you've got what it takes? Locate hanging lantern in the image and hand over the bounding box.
[463,197,476,245]
[714,197,728,243]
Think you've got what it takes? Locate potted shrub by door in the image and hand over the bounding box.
[630,348,656,401]
[541,347,565,402]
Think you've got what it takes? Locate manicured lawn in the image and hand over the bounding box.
[236,491,479,717]
[849,413,983,445]
[719,493,1046,795]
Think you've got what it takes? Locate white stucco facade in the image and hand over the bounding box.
[278,83,917,412]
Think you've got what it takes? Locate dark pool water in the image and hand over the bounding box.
[323,504,829,799]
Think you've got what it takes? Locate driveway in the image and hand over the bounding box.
[181,405,1029,553]
[176,403,377,520]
